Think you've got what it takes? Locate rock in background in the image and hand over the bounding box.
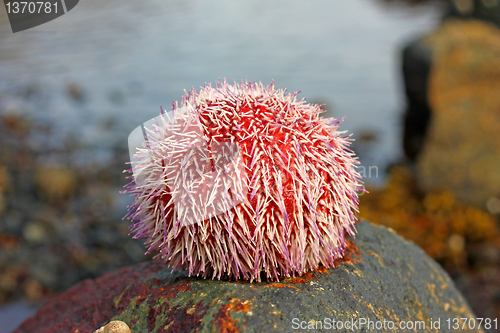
[14,222,483,333]
[399,3,500,322]
[402,13,500,207]
[446,0,500,27]
[417,19,500,207]
[401,34,433,162]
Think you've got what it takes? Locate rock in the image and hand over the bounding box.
[94,320,132,333]
[0,165,10,190]
[13,222,482,333]
[66,82,86,102]
[22,222,48,245]
[401,37,433,161]
[0,114,30,136]
[486,196,500,214]
[416,20,500,206]
[0,165,10,217]
[446,0,500,28]
[35,167,77,203]
[0,192,5,217]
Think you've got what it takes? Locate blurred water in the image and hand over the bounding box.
[0,0,442,180]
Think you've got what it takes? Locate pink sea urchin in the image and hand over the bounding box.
[124,80,363,282]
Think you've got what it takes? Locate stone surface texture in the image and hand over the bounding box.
[14,222,481,333]
[417,19,500,206]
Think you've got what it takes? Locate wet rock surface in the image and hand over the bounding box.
[14,222,482,333]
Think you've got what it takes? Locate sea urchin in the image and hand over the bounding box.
[124,80,363,282]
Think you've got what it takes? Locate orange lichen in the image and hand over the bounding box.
[212,298,251,333]
[359,165,500,268]
[265,283,300,291]
[333,238,363,267]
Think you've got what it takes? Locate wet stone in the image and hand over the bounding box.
[13,222,482,333]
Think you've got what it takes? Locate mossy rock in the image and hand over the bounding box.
[14,222,482,333]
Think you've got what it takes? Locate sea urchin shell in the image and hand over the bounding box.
[124,80,363,282]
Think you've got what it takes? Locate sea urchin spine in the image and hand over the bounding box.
[124,80,364,282]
